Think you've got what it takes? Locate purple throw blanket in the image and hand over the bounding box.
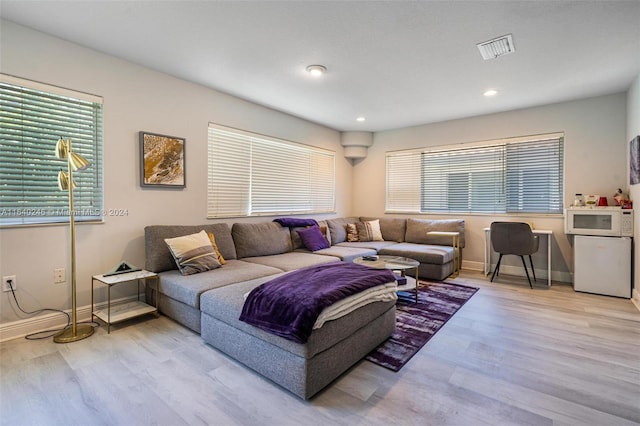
[239,263,396,343]
[273,217,318,228]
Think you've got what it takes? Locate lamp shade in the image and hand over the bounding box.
[68,151,91,171]
[55,138,68,159]
[57,170,76,190]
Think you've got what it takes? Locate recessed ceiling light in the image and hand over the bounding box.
[306,65,327,77]
[484,89,498,97]
[356,116,366,122]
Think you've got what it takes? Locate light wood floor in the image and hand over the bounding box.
[1,271,639,426]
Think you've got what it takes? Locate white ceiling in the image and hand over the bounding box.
[1,1,639,132]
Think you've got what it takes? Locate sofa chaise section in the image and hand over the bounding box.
[326,217,465,280]
[200,275,396,399]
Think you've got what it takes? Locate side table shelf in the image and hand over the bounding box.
[91,270,159,333]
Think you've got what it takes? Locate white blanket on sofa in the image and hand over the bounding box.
[312,281,398,329]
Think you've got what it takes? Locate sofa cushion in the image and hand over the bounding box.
[145,223,237,273]
[336,241,398,251]
[360,217,407,242]
[242,252,340,271]
[379,242,454,265]
[325,217,360,245]
[295,246,377,262]
[164,230,221,275]
[232,222,293,258]
[158,259,282,308]
[405,218,465,248]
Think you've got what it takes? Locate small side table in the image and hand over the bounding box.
[427,231,461,278]
[91,270,159,333]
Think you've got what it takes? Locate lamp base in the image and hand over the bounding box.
[53,324,95,343]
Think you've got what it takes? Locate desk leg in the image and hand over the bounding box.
[484,229,491,276]
[547,234,552,287]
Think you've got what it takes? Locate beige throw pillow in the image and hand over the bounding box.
[367,219,384,241]
[165,230,221,275]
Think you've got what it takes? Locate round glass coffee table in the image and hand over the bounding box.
[354,255,420,303]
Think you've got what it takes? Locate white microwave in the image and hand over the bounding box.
[564,207,634,237]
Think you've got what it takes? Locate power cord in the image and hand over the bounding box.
[4,278,97,340]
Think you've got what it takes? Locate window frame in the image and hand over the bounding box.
[386,133,565,216]
[0,74,104,227]
[207,123,336,218]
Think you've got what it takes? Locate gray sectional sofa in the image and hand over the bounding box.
[144,217,464,399]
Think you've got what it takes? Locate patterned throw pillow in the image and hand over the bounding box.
[346,223,359,242]
[355,220,384,242]
[356,222,373,242]
[165,230,221,275]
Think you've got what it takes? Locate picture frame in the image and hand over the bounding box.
[139,131,186,188]
[630,135,640,185]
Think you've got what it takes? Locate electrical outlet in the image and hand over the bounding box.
[3,275,16,292]
[54,268,66,284]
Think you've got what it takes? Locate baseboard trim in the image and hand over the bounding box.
[462,260,570,284]
[632,288,640,311]
[0,295,139,342]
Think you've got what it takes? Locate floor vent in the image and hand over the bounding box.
[477,34,515,60]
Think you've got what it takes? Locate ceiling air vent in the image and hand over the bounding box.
[477,34,515,60]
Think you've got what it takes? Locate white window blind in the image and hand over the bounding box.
[386,133,564,214]
[208,124,335,218]
[385,152,421,213]
[0,75,103,226]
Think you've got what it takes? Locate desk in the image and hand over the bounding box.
[484,228,553,287]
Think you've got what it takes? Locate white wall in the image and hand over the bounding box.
[0,21,351,325]
[1,19,634,331]
[627,73,640,308]
[353,93,628,281]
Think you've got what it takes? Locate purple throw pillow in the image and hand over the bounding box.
[297,225,330,251]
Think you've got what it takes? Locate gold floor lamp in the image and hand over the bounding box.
[53,137,95,343]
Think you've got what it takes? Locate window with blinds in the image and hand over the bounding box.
[207,124,335,218]
[386,133,564,214]
[0,75,103,226]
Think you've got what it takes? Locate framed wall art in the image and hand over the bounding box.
[139,131,186,188]
[630,135,640,185]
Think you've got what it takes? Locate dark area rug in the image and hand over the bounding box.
[365,281,479,372]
